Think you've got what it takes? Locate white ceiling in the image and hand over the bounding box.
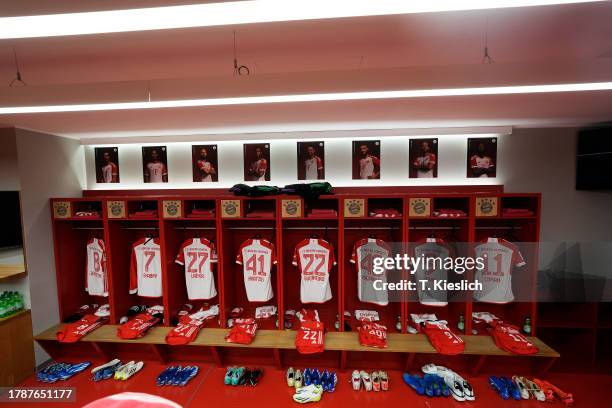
[1,1,612,139]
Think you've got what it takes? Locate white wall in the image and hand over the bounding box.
[85,133,505,189]
[15,129,85,364]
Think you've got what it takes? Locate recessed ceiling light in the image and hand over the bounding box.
[0,0,605,39]
[1,82,612,114]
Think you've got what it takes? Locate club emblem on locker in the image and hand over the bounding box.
[107,201,126,218]
[282,199,302,218]
[221,200,241,218]
[344,199,365,217]
[53,201,71,218]
[409,198,431,217]
[476,197,498,217]
[163,200,182,218]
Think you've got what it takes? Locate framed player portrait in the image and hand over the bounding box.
[409,138,438,178]
[297,141,325,180]
[243,143,271,181]
[352,140,380,180]
[94,147,120,183]
[467,137,497,178]
[192,144,218,182]
[142,146,169,183]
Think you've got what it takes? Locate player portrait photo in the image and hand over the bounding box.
[192,145,218,182]
[352,140,381,180]
[409,138,438,178]
[94,147,120,183]
[244,143,271,181]
[467,137,497,178]
[297,141,325,180]
[142,146,169,183]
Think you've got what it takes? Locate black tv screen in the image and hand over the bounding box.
[576,125,612,190]
[0,192,23,248]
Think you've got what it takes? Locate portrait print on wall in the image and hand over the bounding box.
[352,140,380,180]
[142,146,169,183]
[409,138,438,178]
[297,141,325,180]
[244,143,271,181]
[95,147,119,183]
[192,145,218,182]
[467,137,497,178]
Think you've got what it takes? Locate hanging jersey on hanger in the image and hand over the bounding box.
[350,237,391,306]
[413,237,453,306]
[130,237,163,297]
[236,239,276,302]
[85,238,108,297]
[175,237,218,300]
[293,238,336,303]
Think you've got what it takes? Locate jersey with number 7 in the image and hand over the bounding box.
[236,239,277,302]
[129,237,163,297]
[176,237,218,300]
[293,238,336,303]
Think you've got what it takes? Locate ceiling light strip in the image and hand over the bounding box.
[1,82,612,114]
[0,0,605,39]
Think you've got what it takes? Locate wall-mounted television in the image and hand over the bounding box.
[576,124,612,190]
[0,191,23,248]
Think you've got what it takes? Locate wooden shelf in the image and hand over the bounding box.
[0,264,26,282]
[0,309,30,325]
[36,324,558,358]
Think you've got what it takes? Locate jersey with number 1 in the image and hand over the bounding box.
[474,237,525,304]
[293,238,336,303]
[236,239,276,302]
[350,238,391,306]
[129,238,163,297]
[175,238,217,300]
[85,238,108,297]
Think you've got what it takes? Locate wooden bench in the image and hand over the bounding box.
[35,325,559,374]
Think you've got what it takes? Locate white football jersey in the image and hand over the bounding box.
[304,156,323,180]
[413,238,452,306]
[293,238,336,303]
[147,161,167,182]
[236,239,276,302]
[101,163,118,183]
[359,155,379,179]
[175,238,218,300]
[470,155,495,178]
[130,238,163,297]
[414,153,436,178]
[350,238,390,306]
[474,237,525,304]
[197,159,213,182]
[85,238,108,297]
[251,159,268,181]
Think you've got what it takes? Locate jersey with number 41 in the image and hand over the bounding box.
[175,238,217,300]
[236,239,277,302]
[129,238,163,297]
[293,238,336,304]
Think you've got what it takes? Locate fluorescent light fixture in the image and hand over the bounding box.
[1,82,612,115]
[0,0,605,39]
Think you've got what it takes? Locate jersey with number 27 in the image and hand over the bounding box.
[293,238,336,303]
[236,239,277,302]
[176,237,217,300]
[130,238,163,297]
